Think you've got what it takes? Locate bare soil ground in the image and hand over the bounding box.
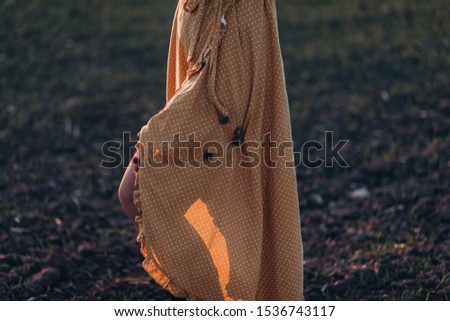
[0,0,448,300]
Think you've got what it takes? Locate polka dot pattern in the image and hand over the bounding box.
[133,0,304,301]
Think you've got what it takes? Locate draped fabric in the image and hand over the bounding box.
[133,0,304,301]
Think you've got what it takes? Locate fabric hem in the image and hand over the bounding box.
[132,148,205,301]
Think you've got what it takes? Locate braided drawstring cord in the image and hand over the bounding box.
[184,0,248,144]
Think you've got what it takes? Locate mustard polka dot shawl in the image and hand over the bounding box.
[133,0,304,301]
